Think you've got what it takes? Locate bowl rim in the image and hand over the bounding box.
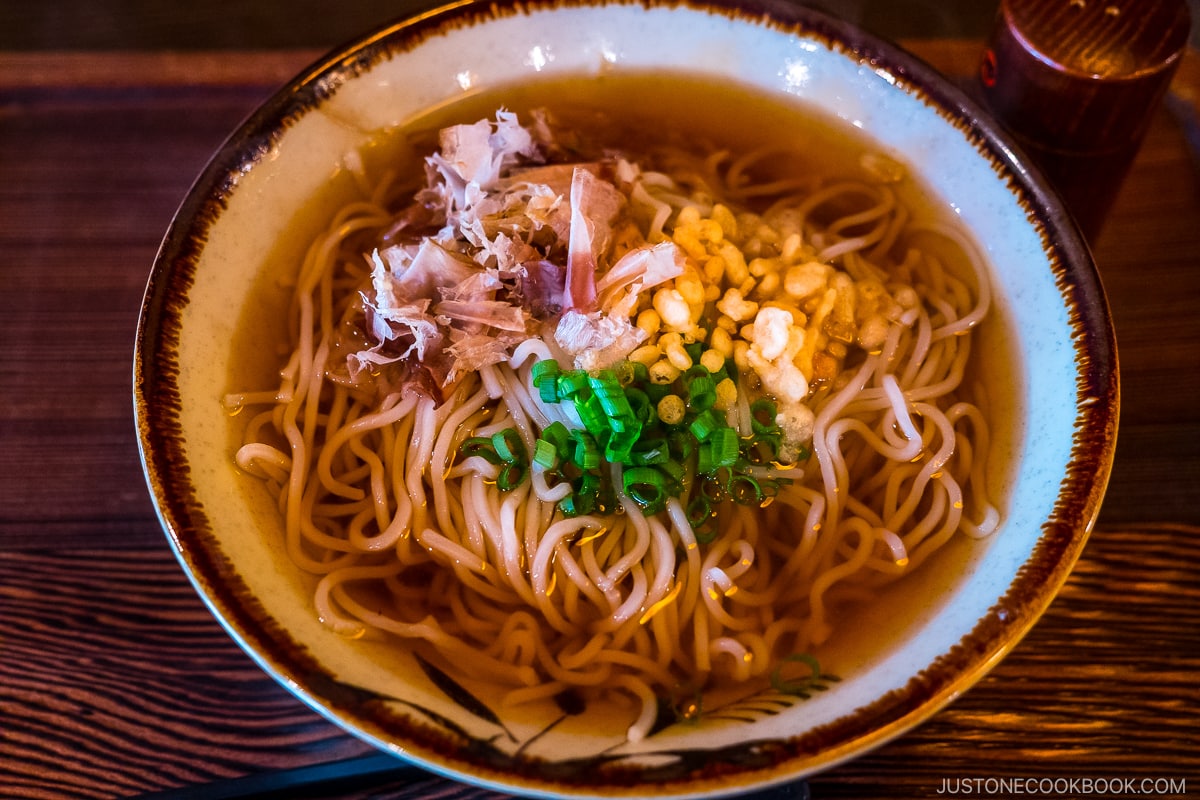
[134,0,1120,795]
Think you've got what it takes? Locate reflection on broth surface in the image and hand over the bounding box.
[224,70,1018,742]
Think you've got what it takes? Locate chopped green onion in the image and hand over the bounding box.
[689,409,725,442]
[590,373,635,422]
[723,357,739,384]
[708,427,740,469]
[642,381,672,403]
[533,438,559,470]
[514,357,796,523]
[460,436,503,465]
[624,388,652,424]
[668,430,695,461]
[532,359,561,402]
[726,473,764,505]
[692,505,720,543]
[607,415,635,434]
[557,371,590,398]
[596,481,618,515]
[686,494,712,527]
[623,466,667,512]
[571,431,601,470]
[538,379,560,403]
[541,421,570,457]
[699,477,726,503]
[532,358,560,383]
[577,471,601,493]
[682,366,716,412]
[559,471,603,517]
[574,391,608,437]
[750,398,779,435]
[605,428,638,464]
[496,462,527,491]
[631,361,650,385]
[631,437,669,466]
[492,429,525,464]
[659,459,686,486]
[558,492,590,517]
[742,433,781,464]
[790,444,812,463]
[758,477,792,499]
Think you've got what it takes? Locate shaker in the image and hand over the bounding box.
[978,0,1192,241]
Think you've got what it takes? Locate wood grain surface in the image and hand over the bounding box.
[1,41,1198,799]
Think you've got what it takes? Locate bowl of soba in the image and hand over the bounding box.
[134,0,1118,796]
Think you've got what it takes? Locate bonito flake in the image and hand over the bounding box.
[350,109,689,387]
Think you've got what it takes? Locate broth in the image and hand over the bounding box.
[226,68,1023,734]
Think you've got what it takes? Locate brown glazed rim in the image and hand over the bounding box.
[133,0,1119,794]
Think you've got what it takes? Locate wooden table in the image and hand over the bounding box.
[2,40,1197,799]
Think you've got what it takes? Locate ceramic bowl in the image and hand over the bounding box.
[134,0,1118,796]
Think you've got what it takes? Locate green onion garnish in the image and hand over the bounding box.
[497,462,527,491]
[533,438,560,470]
[623,466,668,513]
[558,491,591,517]
[688,409,725,442]
[687,494,713,528]
[461,436,503,465]
[708,427,740,470]
[682,366,717,412]
[514,358,797,530]
[750,398,779,434]
[491,429,524,463]
[459,429,531,492]
[556,371,589,398]
[742,433,781,464]
[726,473,764,505]
[541,421,570,456]
[631,437,668,466]
[571,430,601,471]
[532,359,561,403]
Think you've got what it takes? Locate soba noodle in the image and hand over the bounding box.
[226,102,999,742]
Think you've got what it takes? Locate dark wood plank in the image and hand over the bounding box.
[0,1,1001,51]
[1088,97,1200,525]
[0,547,381,798]
[0,83,280,545]
[0,51,322,90]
